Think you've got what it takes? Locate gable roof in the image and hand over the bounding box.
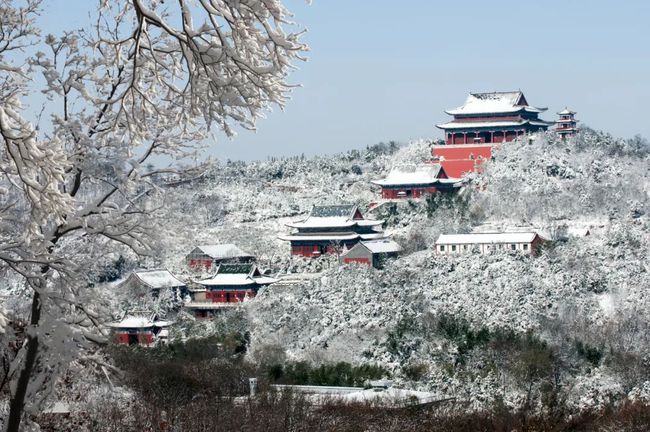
[358,239,402,254]
[445,91,547,116]
[371,164,448,186]
[132,269,185,289]
[435,232,541,245]
[193,244,254,260]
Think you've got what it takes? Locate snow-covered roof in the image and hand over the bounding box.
[371,164,445,186]
[286,204,383,229]
[108,316,154,329]
[435,232,541,245]
[197,263,277,286]
[198,274,256,286]
[436,119,553,130]
[279,233,361,241]
[358,239,402,254]
[133,269,185,289]
[558,107,576,115]
[445,91,547,116]
[108,315,175,329]
[286,217,356,229]
[193,244,253,260]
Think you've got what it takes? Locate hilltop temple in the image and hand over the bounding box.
[436,91,553,144]
[433,91,553,177]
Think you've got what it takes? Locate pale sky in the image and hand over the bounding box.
[35,0,650,160]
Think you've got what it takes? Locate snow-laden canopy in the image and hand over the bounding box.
[197,263,277,287]
[132,269,185,289]
[371,164,445,186]
[445,91,547,115]
[356,239,402,254]
[286,205,383,229]
[193,244,254,260]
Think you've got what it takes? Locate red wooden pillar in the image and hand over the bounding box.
[463,132,467,144]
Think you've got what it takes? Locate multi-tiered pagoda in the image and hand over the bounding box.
[433,91,553,177]
[279,204,386,257]
[436,91,553,144]
[555,108,579,138]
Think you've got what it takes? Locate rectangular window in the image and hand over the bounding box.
[523,244,529,251]
[440,245,445,252]
[463,245,468,251]
[451,245,457,252]
[511,244,516,250]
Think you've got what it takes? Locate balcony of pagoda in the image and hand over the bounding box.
[446,129,527,145]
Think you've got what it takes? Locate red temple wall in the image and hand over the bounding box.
[342,257,371,266]
[113,331,154,346]
[206,290,255,303]
[291,244,322,257]
[189,259,213,270]
[381,186,437,199]
[433,145,492,161]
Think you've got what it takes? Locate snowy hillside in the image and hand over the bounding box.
[3,130,649,418]
[152,129,650,409]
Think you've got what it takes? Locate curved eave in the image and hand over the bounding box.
[437,121,529,130]
[444,105,547,116]
[198,280,253,286]
[373,180,439,187]
[360,233,388,240]
[284,219,309,228]
[278,233,361,242]
[355,220,384,227]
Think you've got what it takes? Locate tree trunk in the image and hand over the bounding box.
[6,291,42,432]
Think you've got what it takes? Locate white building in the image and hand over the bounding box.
[435,232,546,255]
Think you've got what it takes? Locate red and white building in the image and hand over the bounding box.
[279,205,386,257]
[555,108,579,138]
[185,263,276,318]
[434,232,547,255]
[433,91,553,178]
[185,244,255,270]
[109,315,173,346]
[371,164,463,199]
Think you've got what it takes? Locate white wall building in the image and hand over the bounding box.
[434,232,546,255]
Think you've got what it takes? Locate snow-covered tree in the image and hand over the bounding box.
[0,0,306,429]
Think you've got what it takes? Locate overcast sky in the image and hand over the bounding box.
[37,0,650,160]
